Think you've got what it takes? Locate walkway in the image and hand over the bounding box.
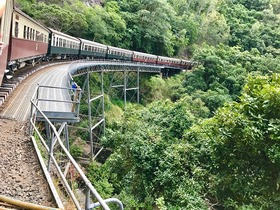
[0,63,71,121]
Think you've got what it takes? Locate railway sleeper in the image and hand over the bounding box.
[0,92,8,99]
[0,87,12,94]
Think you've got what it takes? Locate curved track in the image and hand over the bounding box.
[0,63,71,209]
[0,63,71,121]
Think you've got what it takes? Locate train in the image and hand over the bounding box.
[0,0,192,85]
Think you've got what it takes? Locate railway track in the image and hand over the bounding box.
[0,63,72,209]
[0,62,71,121]
[0,118,57,209]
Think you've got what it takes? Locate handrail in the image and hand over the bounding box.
[30,101,112,210]
[0,194,61,210]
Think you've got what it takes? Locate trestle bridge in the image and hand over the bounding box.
[0,60,185,210]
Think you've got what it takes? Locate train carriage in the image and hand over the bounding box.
[180,59,192,70]
[8,8,49,71]
[79,38,107,59]
[132,51,157,64]
[48,28,80,60]
[157,56,182,67]
[107,45,133,61]
[0,0,13,82]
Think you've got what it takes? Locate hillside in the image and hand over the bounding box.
[15,0,280,209]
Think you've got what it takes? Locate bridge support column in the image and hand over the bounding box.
[86,70,94,159]
[123,67,140,108]
[86,67,105,160]
[124,68,127,107]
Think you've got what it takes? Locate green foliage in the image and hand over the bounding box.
[70,144,83,159]
[16,1,280,208]
[186,73,280,209]
[183,43,280,114]
[97,97,212,208]
[87,161,114,199]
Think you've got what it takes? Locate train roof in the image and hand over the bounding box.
[107,45,133,54]
[157,55,181,62]
[79,38,107,49]
[133,51,157,58]
[181,59,192,63]
[14,8,49,32]
[48,28,80,42]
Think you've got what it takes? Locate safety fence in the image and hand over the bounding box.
[29,84,123,210]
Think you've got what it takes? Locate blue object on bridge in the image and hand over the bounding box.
[71,82,77,89]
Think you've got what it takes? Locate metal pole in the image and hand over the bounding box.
[46,123,53,172]
[87,70,94,159]
[124,68,126,108]
[64,123,69,150]
[137,67,140,103]
[101,67,105,135]
[85,187,91,210]
[29,103,34,135]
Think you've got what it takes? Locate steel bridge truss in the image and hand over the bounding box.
[69,61,164,160]
[28,60,177,210]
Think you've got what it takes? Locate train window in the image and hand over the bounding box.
[15,22,19,38]
[27,27,30,39]
[23,25,26,39]
[52,35,55,46]
[31,29,33,40]
[63,39,66,47]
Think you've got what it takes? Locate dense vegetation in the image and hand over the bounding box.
[16,0,280,209]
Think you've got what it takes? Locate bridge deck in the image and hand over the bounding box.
[0,63,71,121]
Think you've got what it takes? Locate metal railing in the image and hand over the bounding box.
[29,84,123,210]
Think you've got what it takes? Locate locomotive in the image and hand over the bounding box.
[0,0,191,85]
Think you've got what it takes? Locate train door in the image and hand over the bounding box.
[0,0,6,55]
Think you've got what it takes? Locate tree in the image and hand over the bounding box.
[186,73,280,209]
[198,11,230,46]
[97,97,211,208]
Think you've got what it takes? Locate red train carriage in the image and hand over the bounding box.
[8,8,49,72]
[157,56,182,67]
[0,0,13,82]
[132,51,157,64]
[180,59,192,70]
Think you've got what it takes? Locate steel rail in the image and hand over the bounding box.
[30,101,111,210]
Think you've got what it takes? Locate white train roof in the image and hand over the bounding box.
[107,45,133,54]
[133,51,157,58]
[157,55,181,62]
[79,38,107,49]
[49,28,80,42]
[14,8,49,32]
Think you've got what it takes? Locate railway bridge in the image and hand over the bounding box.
[0,61,183,210]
